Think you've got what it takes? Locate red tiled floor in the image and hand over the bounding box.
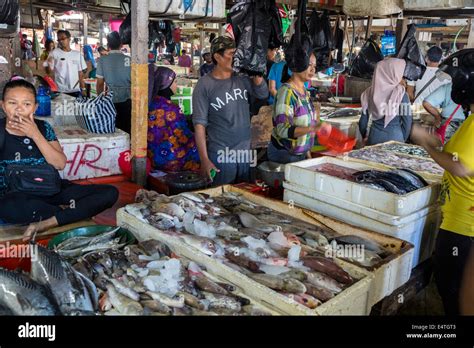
[74,176,142,226]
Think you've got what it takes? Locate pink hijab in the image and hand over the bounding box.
[361,58,407,128]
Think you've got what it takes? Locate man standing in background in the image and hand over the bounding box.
[96,31,132,134]
[46,30,87,97]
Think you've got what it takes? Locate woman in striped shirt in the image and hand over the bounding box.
[268,52,322,164]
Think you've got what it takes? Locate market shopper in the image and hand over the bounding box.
[40,39,55,62]
[178,49,192,68]
[192,36,268,185]
[83,44,97,78]
[45,30,87,97]
[199,50,214,77]
[0,79,118,239]
[268,53,323,164]
[96,31,132,134]
[410,49,474,315]
[359,58,413,146]
[407,46,445,104]
[422,82,466,143]
[147,65,200,172]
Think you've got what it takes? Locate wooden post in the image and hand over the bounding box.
[200,28,205,66]
[365,16,373,40]
[83,13,88,45]
[98,19,103,46]
[130,0,149,186]
[467,18,474,48]
[395,18,408,52]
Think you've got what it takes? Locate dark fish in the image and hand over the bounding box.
[302,256,353,284]
[193,274,228,295]
[225,251,261,273]
[303,282,335,302]
[353,170,418,194]
[394,168,428,187]
[138,239,172,257]
[0,268,61,316]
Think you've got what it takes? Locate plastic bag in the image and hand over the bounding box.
[119,12,132,45]
[397,24,426,81]
[308,10,334,71]
[0,0,19,25]
[349,39,384,79]
[285,0,313,73]
[230,0,281,75]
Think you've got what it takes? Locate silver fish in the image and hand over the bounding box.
[179,234,217,256]
[305,271,342,294]
[30,244,95,314]
[201,292,242,314]
[0,268,61,315]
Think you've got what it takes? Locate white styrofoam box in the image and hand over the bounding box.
[36,93,79,127]
[148,0,225,19]
[56,126,130,180]
[284,157,440,216]
[446,19,469,26]
[403,0,464,9]
[322,116,363,148]
[284,189,441,267]
[343,0,402,16]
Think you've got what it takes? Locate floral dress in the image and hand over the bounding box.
[147,96,200,172]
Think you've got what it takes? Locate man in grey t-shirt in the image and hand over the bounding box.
[96,31,131,133]
[193,36,269,186]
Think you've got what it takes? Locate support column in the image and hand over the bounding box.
[83,12,88,45]
[395,18,408,52]
[467,18,474,48]
[130,0,149,186]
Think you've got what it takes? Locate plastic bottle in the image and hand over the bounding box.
[36,85,51,117]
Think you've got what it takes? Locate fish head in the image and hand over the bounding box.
[284,232,301,246]
[203,240,217,255]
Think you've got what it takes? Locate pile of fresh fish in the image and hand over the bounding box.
[125,189,389,309]
[353,168,428,195]
[378,142,429,158]
[0,243,98,316]
[54,227,128,259]
[72,239,272,316]
[309,163,428,194]
[347,147,443,176]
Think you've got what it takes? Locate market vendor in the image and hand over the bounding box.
[268,52,323,164]
[359,58,413,146]
[199,50,214,77]
[0,79,118,239]
[147,65,200,172]
[410,49,474,315]
[192,36,268,185]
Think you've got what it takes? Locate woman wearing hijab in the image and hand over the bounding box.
[358,58,413,146]
[147,66,200,172]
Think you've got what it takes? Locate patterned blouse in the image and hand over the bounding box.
[147,96,200,172]
[271,83,318,155]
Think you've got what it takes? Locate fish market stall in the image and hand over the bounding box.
[283,157,441,267]
[117,186,414,314]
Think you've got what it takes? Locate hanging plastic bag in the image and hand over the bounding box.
[349,39,384,79]
[285,0,313,74]
[397,24,426,82]
[119,12,132,45]
[0,0,19,25]
[308,10,334,71]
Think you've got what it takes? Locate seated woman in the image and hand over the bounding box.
[268,52,323,164]
[0,79,118,240]
[147,66,199,172]
[359,58,413,146]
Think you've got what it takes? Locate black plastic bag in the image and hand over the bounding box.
[0,0,19,25]
[349,39,384,79]
[230,0,281,75]
[308,9,334,71]
[119,12,132,45]
[285,0,313,73]
[397,24,426,81]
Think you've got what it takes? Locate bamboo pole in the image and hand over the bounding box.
[130,0,149,186]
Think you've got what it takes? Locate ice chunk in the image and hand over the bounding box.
[193,219,216,238]
[242,236,267,250]
[146,260,167,269]
[259,264,290,275]
[267,231,289,249]
[287,245,301,263]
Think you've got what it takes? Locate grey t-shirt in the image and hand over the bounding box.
[96,50,131,103]
[192,74,268,153]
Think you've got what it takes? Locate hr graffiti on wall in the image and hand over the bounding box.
[64,144,110,177]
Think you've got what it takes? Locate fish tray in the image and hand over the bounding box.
[117,186,413,314]
[283,188,438,267]
[284,157,440,217]
[338,142,444,182]
[117,207,371,315]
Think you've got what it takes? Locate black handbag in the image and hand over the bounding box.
[0,120,61,196]
[5,163,61,196]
